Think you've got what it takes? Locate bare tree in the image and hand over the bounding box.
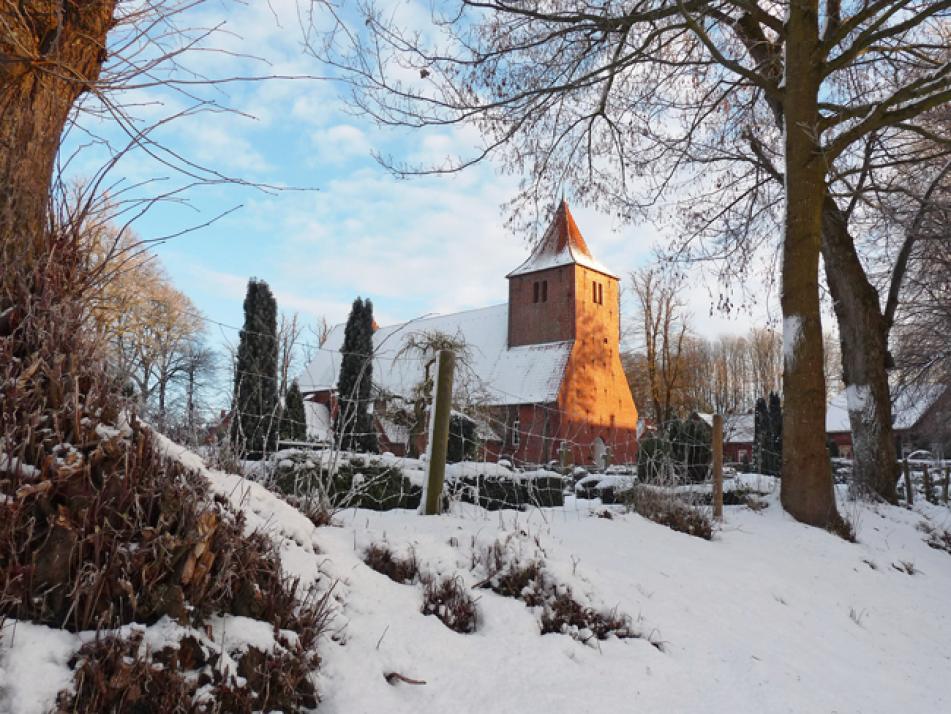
[822,331,843,404]
[391,329,471,457]
[810,101,949,498]
[749,328,783,400]
[317,0,951,527]
[179,341,219,442]
[881,131,951,389]
[278,312,306,398]
[630,269,689,426]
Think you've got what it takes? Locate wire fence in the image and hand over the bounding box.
[202,358,776,518]
[122,305,950,517]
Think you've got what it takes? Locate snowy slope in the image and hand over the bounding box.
[3,440,950,713]
[310,488,951,714]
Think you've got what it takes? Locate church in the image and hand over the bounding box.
[298,201,639,467]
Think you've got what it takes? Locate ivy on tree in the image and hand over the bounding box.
[336,297,378,452]
[232,278,279,458]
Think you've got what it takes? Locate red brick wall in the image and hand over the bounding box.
[555,265,639,465]
[507,265,575,346]
[725,442,754,464]
[828,431,853,458]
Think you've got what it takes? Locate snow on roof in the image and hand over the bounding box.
[507,201,618,279]
[724,414,756,443]
[305,401,332,442]
[450,409,502,442]
[377,417,410,446]
[826,384,946,433]
[695,413,755,443]
[298,304,572,406]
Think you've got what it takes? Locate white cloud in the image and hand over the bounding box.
[310,124,371,163]
[89,0,779,352]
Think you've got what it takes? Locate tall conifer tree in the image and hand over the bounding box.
[754,397,770,475]
[232,279,279,458]
[336,298,377,452]
[282,380,308,442]
[767,392,783,477]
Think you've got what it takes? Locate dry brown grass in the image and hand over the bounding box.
[624,486,713,540]
[919,521,951,555]
[421,575,478,633]
[363,543,420,584]
[475,543,655,647]
[2,233,330,711]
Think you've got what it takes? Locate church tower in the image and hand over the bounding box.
[506,200,620,349]
[506,201,638,465]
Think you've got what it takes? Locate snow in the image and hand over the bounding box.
[890,384,946,431]
[159,438,951,714]
[0,622,80,714]
[846,384,871,413]
[305,400,332,441]
[507,201,618,279]
[782,315,802,366]
[0,455,39,478]
[827,384,946,433]
[694,413,755,443]
[299,304,573,406]
[576,472,635,492]
[6,434,951,713]
[312,481,951,714]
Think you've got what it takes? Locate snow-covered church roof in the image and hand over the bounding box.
[694,412,755,443]
[826,384,946,433]
[507,201,617,279]
[298,304,572,406]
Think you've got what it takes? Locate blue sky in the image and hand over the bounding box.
[66,0,776,354]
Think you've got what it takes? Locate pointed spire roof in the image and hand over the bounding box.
[506,200,618,279]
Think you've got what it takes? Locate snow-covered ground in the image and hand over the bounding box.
[3,449,950,713]
[311,486,951,714]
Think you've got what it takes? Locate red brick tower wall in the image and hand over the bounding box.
[556,265,639,465]
[507,265,575,347]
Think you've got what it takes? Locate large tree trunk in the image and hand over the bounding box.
[821,198,899,503]
[0,1,116,272]
[779,1,841,528]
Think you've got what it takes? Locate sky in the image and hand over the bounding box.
[66,0,780,358]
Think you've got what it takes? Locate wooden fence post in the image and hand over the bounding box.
[903,458,914,506]
[943,466,950,505]
[922,464,933,504]
[712,413,724,521]
[423,350,455,515]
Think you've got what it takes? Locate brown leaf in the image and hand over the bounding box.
[15,480,52,499]
[180,552,196,586]
[15,358,42,390]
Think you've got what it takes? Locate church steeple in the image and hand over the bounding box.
[506,201,619,348]
[506,201,617,279]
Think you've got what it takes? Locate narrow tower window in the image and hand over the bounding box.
[592,281,604,305]
[533,281,540,303]
[541,280,548,302]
